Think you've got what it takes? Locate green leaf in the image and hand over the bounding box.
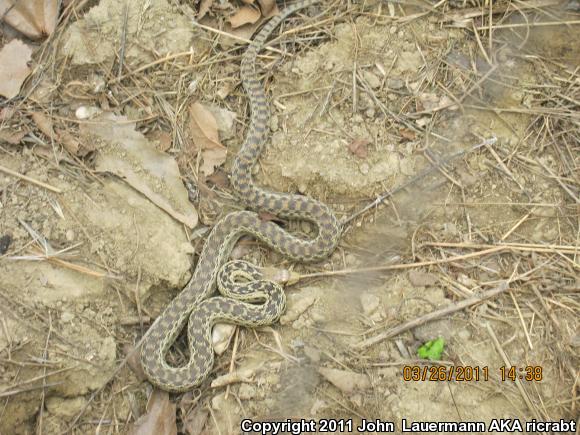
[417,337,445,360]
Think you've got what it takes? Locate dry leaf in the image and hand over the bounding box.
[0,39,32,99]
[0,0,59,39]
[55,128,81,155]
[229,5,260,28]
[399,128,416,141]
[200,147,227,177]
[257,0,279,18]
[31,112,82,155]
[31,112,55,138]
[197,0,213,19]
[129,390,177,435]
[147,130,172,152]
[222,20,262,47]
[182,407,209,435]
[0,107,16,121]
[205,169,230,189]
[189,102,221,149]
[188,103,227,176]
[123,344,147,381]
[348,137,370,159]
[87,113,198,228]
[0,128,27,144]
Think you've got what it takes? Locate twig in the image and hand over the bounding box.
[300,246,506,280]
[117,0,130,79]
[0,382,64,398]
[475,20,580,30]
[0,164,62,193]
[354,282,510,349]
[423,241,579,257]
[485,324,544,420]
[192,22,284,55]
[534,158,579,203]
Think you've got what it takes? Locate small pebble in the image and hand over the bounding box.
[65,229,75,241]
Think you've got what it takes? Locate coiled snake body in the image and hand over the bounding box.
[141,0,339,392]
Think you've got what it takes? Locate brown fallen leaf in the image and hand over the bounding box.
[197,0,213,19]
[147,130,172,152]
[205,169,230,189]
[55,128,81,155]
[0,107,16,121]
[189,102,221,150]
[221,20,262,47]
[0,0,59,39]
[182,405,209,435]
[188,102,227,176]
[31,112,55,138]
[123,344,147,381]
[229,4,261,28]
[257,0,279,18]
[128,390,177,435]
[0,39,32,99]
[399,128,416,141]
[0,128,27,144]
[31,112,82,155]
[200,147,227,177]
[347,137,370,159]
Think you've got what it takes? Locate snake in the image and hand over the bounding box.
[140,0,339,392]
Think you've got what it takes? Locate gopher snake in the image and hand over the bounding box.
[141,0,339,392]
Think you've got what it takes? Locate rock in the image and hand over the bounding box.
[206,105,237,140]
[362,70,381,89]
[408,270,438,287]
[280,293,317,325]
[65,229,75,241]
[318,367,371,393]
[360,293,381,317]
[75,106,101,120]
[212,324,236,355]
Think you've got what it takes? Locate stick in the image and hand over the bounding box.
[300,246,506,279]
[0,164,62,193]
[354,282,510,349]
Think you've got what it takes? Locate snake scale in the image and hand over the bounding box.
[141,0,339,392]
